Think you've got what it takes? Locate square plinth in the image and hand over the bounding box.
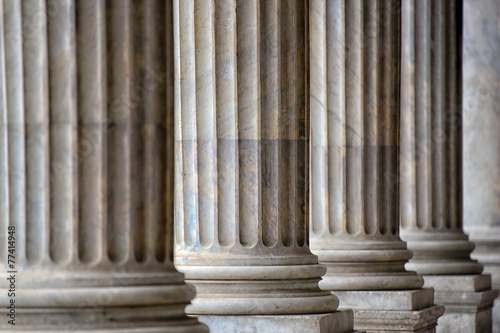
[422,274,500,333]
[335,288,435,311]
[352,305,445,333]
[335,289,444,332]
[192,310,355,333]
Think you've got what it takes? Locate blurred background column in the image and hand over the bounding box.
[0,0,207,331]
[309,0,443,331]
[173,0,353,331]
[463,0,500,331]
[400,0,499,332]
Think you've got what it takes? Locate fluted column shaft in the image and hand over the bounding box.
[399,0,483,275]
[309,0,423,291]
[174,0,339,316]
[0,1,206,331]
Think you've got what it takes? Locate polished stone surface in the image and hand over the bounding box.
[173,0,346,330]
[352,305,445,333]
[423,275,499,333]
[0,1,206,331]
[196,311,355,333]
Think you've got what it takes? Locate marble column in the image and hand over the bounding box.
[173,0,353,332]
[400,0,499,332]
[0,1,207,331]
[309,1,443,332]
[462,0,500,331]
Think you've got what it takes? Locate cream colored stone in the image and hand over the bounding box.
[0,1,206,331]
[194,312,356,333]
[173,0,349,331]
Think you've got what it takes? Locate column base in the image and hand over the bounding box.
[179,263,339,315]
[193,310,356,333]
[422,275,499,333]
[0,272,208,332]
[335,289,444,332]
[0,321,208,333]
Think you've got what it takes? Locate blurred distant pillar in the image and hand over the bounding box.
[400,0,499,332]
[309,0,443,332]
[462,0,500,331]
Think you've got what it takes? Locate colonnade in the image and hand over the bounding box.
[0,0,497,332]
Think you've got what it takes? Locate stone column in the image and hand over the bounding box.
[462,0,500,331]
[173,0,353,332]
[309,1,443,332]
[0,1,207,331]
[400,0,499,332]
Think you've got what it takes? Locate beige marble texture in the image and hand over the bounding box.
[308,1,442,332]
[0,1,206,331]
[173,1,351,331]
[399,0,499,332]
[462,0,500,331]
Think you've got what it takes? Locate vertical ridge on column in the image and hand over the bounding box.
[310,0,327,237]
[414,0,431,231]
[48,0,77,265]
[260,0,279,248]
[400,0,416,231]
[215,0,238,248]
[143,0,167,262]
[327,0,346,236]
[345,0,363,236]
[23,0,49,264]
[179,0,198,248]
[4,0,26,264]
[237,0,260,248]
[195,0,216,249]
[77,0,107,264]
[0,0,7,264]
[106,0,132,264]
